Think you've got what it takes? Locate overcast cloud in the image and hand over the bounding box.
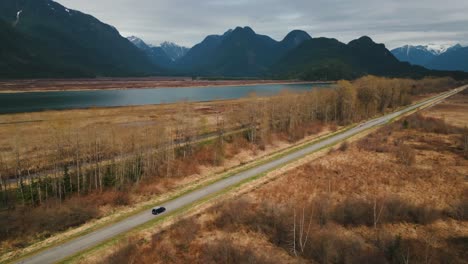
[57,0,468,49]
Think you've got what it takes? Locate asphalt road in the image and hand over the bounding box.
[16,86,466,264]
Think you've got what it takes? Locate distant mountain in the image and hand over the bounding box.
[127,36,172,67]
[127,37,189,67]
[428,45,468,72]
[391,45,438,66]
[0,18,70,78]
[127,36,150,50]
[0,0,161,78]
[280,30,313,50]
[1,3,465,81]
[160,42,189,61]
[272,36,440,80]
[176,29,234,72]
[391,44,466,72]
[177,27,312,76]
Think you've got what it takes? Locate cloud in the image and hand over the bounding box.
[56,0,468,49]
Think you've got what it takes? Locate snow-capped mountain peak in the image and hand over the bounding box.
[160,42,189,61]
[397,43,458,57]
[391,42,467,72]
[127,36,145,45]
[127,36,151,50]
[423,43,454,55]
[127,36,189,62]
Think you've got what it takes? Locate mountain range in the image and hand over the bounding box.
[127,36,189,67]
[0,0,466,80]
[0,0,162,78]
[391,44,468,72]
[174,27,313,77]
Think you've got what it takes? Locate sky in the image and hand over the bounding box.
[57,0,468,49]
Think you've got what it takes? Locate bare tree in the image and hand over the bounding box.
[291,206,314,256]
[463,126,468,159]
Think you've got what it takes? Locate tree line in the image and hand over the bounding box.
[0,76,459,209]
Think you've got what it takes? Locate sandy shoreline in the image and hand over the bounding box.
[0,78,334,94]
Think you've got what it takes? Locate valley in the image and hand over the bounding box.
[0,0,467,263]
[87,86,468,264]
[0,76,462,263]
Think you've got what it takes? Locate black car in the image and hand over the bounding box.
[152,207,166,215]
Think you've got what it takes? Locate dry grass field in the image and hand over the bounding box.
[0,100,230,173]
[422,89,468,128]
[0,76,461,260]
[0,78,312,93]
[99,92,468,264]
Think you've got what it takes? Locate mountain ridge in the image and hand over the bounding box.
[0,0,162,78]
[271,36,465,80]
[391,44,467,72]
[0,1,466,80]
[176,26,312,76]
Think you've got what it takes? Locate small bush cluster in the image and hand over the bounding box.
[357,133,392,153]
[0,197,100,243]
[338,141,349,152]
[395,144,416,166]
[199,238,272,264]
[207,195,446,262]
[332,196,442,227]
[403,114,458,134]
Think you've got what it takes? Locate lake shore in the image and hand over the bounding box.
[0,77,334,93]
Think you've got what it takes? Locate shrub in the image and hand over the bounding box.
[103,239,138,264]
[357,136,391,153]
[200,237,271,264]
[395,144,416,166]
[463,127,468,159]
[0,197,100,246]
[212,199,290,247]
[315,194,333,227]
[381,236,459,264]
[333,198,373,226]
[331,196,442,227]
[403,114,459,134]
[381,197,440,225]
[161,218,200,247]
[449,190,468,221]
[304,228,385,264]
[112,191,131,206]
[402,119,409,129]
[0,198,100,245]
[338,141,349,152]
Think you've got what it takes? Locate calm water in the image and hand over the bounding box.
[0,83,330,114]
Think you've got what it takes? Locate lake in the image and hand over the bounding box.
[0,83,331,114]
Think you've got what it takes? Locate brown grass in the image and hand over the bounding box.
[0,78,313,93]
[0,77,460,260]
[100,103,468,264]
[422,92,468,128]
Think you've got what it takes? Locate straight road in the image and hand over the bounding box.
[16,86,466,264]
